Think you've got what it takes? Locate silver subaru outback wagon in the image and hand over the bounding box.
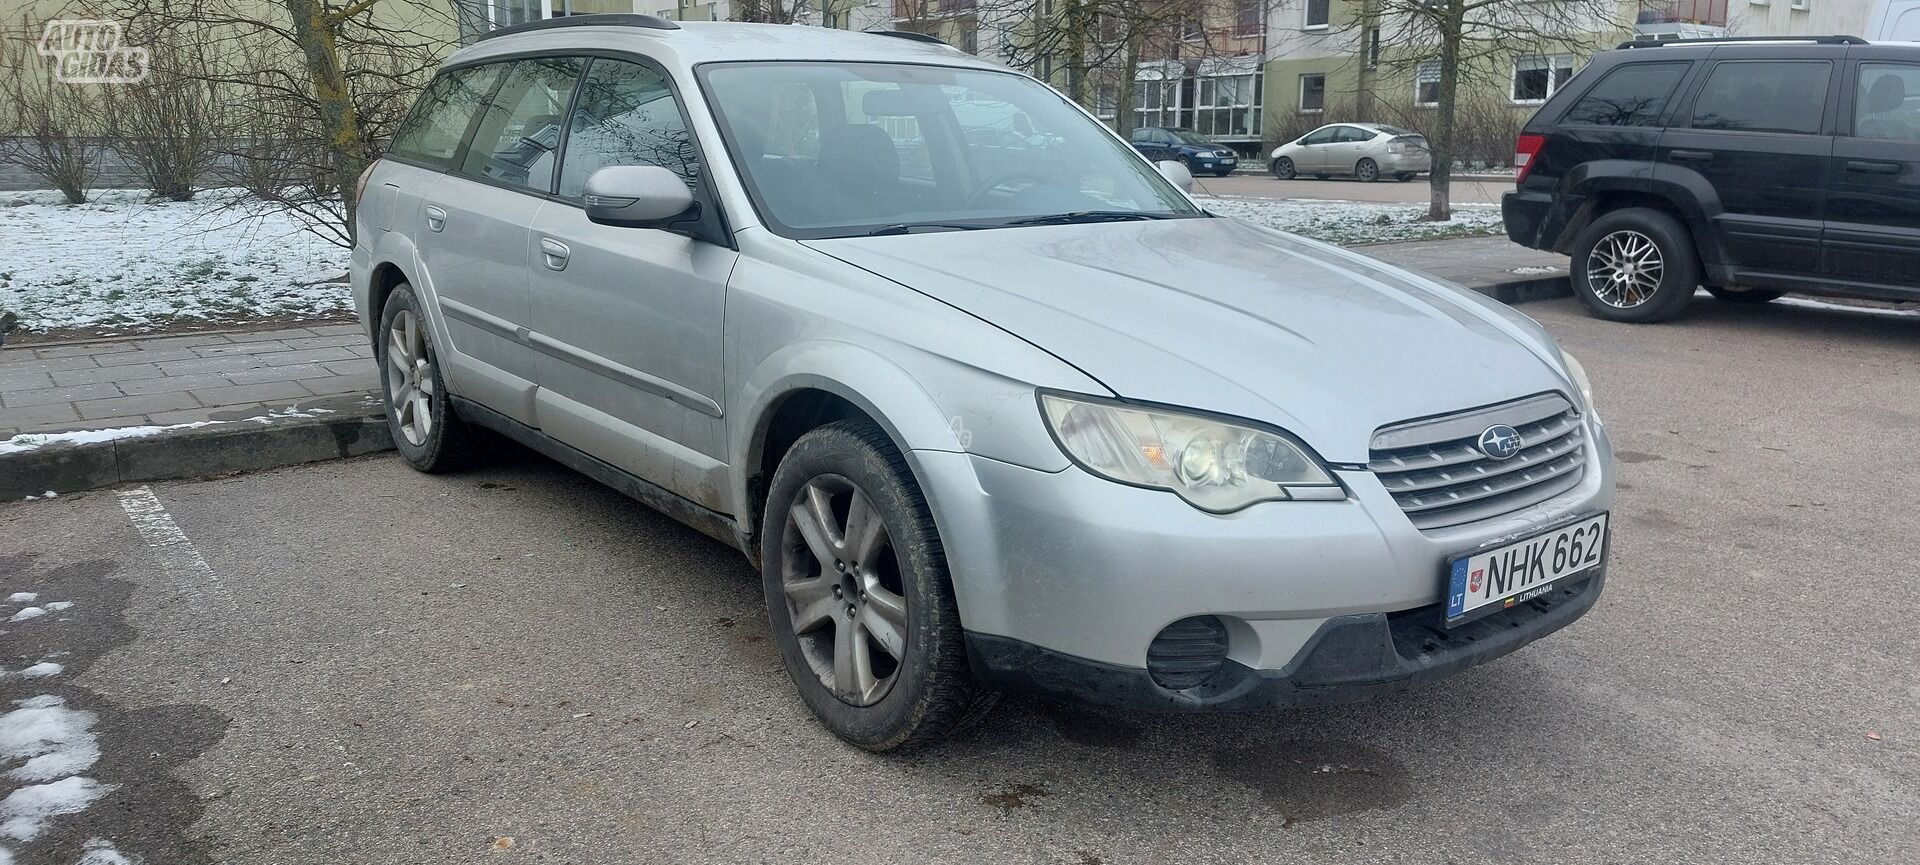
[351,16,1615,750]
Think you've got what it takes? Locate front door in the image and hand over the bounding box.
[1657,56,1837,283]
[1295,126,1339,173]
[528,56,736,511]
[1825,56,1920,296]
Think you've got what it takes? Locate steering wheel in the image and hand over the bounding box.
[965,171,1051,208]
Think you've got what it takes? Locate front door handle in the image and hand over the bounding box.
[539,237,570,271]
[1668,149,1714,163]
[1846,159,1902,175]
[424,205,447,232]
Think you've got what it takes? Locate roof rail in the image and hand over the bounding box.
[1617,34,1866,49]
[475,13,679,43]
[865,30,949,47]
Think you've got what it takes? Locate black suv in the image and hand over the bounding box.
[1504,37,1920,322]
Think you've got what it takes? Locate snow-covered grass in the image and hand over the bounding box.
[0,189,351,335]
[1198,195,1506,246]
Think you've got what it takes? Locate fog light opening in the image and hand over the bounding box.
[1146,615,1229,691]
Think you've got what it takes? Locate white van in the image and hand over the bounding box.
[1872,0,1920,40]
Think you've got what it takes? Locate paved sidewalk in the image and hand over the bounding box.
[1356,234,1570,295]
[0,324,378,436]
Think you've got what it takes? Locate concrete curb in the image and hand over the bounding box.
[1,394,392,500]
[1485,276,1573,305]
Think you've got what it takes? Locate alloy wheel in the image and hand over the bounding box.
[1356,159,1378,181]
[779,474,908,707]
[386,309,435,446]
[1586,229,1666,309]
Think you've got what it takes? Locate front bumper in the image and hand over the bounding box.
[1190,155,1239,172]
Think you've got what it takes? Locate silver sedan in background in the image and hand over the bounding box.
[1271,122,1431,182]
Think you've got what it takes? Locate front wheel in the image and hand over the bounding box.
[1271,157,1296,180]
[761,420,986,751]
[1706,286,1784,304]
[1570,208,1700,323]
[1355,158,1380,182]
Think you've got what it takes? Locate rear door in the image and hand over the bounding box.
[1658,53,1838,282]
[1824,52,1920,294]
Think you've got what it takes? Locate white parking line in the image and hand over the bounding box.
[115,487,234,612]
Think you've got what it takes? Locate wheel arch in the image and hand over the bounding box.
[1558,172,1725,282]
[366,261,410,349]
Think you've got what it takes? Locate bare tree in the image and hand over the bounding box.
[1344,0,1620,220]
[0,15,110,204]
[102,18,227,200]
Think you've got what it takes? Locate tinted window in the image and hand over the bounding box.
[458,57,584,192]
[1562,62,1688,127]
[557,59,698,200]
[389,65,504,168]
[1854,62,1920,141]
[1689,60,1830,135]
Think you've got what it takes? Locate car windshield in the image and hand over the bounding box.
[1170,129,1213,145]
[698,61,1203,238]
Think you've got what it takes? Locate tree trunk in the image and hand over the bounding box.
[1065,0,1087,104]
[1114,29,1141,134]
[283,0,368,241]
[1426,1,1463,222]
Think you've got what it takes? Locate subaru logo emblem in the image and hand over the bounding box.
[1477,425,1524,460]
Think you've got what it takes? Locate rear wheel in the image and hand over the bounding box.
[1355,158,1380,182]
[1706,286,1784,304]
[1271,157,1296,180]
[1570,208,1700,323]
[378,285,487,471]
[761,420,986,751]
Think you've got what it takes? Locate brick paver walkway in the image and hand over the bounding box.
[0,324,379,436]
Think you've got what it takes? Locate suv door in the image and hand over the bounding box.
[528,56,737,510]
[1659,54,1838,283]
[1825,54,1920,295]
[421,56,583,425]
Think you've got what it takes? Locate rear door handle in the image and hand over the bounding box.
[1846,159,1902,175]
[424,205,447,232]
[1668,150,1714,163]
[539,237,570,271]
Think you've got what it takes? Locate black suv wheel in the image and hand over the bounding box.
[1570,208,1700,323]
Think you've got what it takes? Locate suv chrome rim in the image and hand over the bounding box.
[1586,230,1665,308]
[780,475,907,707]
[386,309,435,446]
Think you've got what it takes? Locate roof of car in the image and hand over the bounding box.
[447,19,1005,72]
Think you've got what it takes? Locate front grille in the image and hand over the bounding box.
[1370,393,1587,530]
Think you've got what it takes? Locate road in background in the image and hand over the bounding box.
[3,295,1916,864]
[1194,172,1515,206]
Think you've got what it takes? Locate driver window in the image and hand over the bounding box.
[556,58,700,200]
[1302,127,1334,145]
[458,57,584,193]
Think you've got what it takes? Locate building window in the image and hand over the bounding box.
[1235,0,1261,36]
[1365,27,1380,69]
[1299,73,1325,113]
[1196,73,1260,137]
[1415,60,1441,107]
[1790,0,1809,9]
[1511,54,1575,104]
[960,26,978,54]
[1305,0,1330,30]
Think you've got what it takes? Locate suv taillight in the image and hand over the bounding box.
[1514,134,1546,184]
[353,160,378,209]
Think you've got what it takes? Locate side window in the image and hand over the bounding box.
[1337,126,1373,143]
[458,57,584,193]
[389,64,504,168]
[556,59,700,200]
[1561,62,1689,127]
[1129,127,1152,143]
[1301,127,1336,145]
[1854,62,1920,141]
[1689,60,1831,135]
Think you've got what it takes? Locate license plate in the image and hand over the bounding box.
[1445,514,1607,626]
[1222,158,1237,164]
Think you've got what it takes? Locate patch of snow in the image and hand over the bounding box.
[41,603,70,613]
[4,609,43,623]
[1196,196,1505,246]
[77,838,137,865]
[18,492,57,501]
[0,776,114,842]
[1777,296,1920,319]
[0,696,101,783]
[3,595,32,605]
[0,188,351,334]
[1508,265,1561,275]
[11,664,62,679]
[0,406,337,455]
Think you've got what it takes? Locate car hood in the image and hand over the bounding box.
[801,217,1570,464]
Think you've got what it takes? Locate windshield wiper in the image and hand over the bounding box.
[862,222,993,237]
[1006,210,1175,227]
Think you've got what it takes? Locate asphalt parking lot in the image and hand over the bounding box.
[3,293,1916,865]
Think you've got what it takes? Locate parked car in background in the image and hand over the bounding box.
[1504,36,1920,322]
[1128,126,1240,175]
[1270,123,1430,182]
[356,17,1612,751]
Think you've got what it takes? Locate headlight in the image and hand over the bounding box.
[1560,349,1595,413]
[1039,393,1340,513]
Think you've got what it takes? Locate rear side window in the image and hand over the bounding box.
[389,65,504,168]
[458,57,585,193]
[1560,62,1689,127]
[556,59,699,200]
[1854,62,1920,140]
[1689,60,1831,135]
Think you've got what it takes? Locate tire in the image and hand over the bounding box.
[1570,208,1700,323]
[377,285,488,471]
[1355,158,1380,182]
[1396,172,1417,182]
[1215,169,1234,177]
[1271,157,1296,180]
[1706,286,1784,304]
[761,420,985,751]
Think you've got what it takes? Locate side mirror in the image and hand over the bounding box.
[583,165,695,228]
[1156,159,1193,193]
